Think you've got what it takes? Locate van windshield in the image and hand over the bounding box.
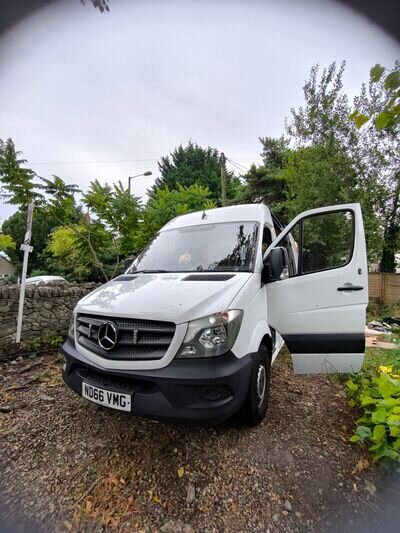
[128,222,259,273]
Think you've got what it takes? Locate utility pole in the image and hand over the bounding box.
[219,152,227,207]
[16,203,34,344]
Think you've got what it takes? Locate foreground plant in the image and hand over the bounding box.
[347,365,400,463]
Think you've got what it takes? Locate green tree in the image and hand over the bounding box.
[286,61,397,267]
[83,179,142,257]
[0,233,15,252]
[350,62,400,272]
[0,138,43,206]
[233,136,289,221]
[1,207,74,274]
[135,183,216,250]
[41,175,142,281]
[44,225,110,282]
[150,141,237,204]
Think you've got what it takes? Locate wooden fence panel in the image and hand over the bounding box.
[368,273,400,305]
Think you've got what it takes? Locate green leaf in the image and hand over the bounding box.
[378,398,400,408]
[390,426,400,438]
[357,415,371,425]
[356,426,372,440]
[375,112,391,130]
[378,374,400,397]
[374,445,399,461]
[354,114,370,129]
[371,408,387,424]
[360,395,377,406]
[346,379,358,392]
[370,64,385,82]
[372,424,386,443]
[387,414,400,427]
[384,71,400,91]
[349,435,361,443]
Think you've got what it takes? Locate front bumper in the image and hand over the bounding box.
[61,338,254,424]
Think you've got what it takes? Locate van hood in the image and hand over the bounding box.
[76,273,252,324]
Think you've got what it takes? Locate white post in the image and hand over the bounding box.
[15,204,34,344]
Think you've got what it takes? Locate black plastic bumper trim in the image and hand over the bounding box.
[61,338,254,424]
[283,333,365,354]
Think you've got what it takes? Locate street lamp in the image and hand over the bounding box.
[128,171,152,195]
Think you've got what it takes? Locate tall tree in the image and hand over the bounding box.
[285,61,398,267]
[84,179,142,258]
[351,62,400,272]
[150,141,237,204]
[0,138,42,206]
[41,175,143,280]
[135,184,216,251]
[233,136,289,221]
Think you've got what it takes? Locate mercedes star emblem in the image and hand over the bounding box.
[98,321,118,351]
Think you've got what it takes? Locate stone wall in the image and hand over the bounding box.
[0,282,100,353]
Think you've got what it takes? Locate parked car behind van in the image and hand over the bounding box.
[26,275,68,285]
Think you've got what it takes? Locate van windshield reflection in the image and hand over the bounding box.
[128,222,258,273]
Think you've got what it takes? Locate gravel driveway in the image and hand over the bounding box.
[0,352,392,532]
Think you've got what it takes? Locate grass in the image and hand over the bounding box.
[364,300,400,374]
[363,346,400,374]
[366,301,400,323]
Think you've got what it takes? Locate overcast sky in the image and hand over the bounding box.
[0,0,399,226]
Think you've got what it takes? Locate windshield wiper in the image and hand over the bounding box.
[130,269,170,274]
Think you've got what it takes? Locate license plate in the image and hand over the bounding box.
[82,382,132,412]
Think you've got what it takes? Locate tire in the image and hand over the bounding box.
[238,345,271,426]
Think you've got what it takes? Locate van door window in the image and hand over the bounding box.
[272,209,354,277]
[301,210,354,274]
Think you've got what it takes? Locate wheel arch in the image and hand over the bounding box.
[259,334,273,364]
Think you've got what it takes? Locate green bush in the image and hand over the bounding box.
[346,364,400,463]
[21,335,64,355]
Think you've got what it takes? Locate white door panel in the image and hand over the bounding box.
[266,203,368,374]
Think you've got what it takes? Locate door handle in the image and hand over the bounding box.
[337,285,364,292]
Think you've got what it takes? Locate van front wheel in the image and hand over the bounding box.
[238,346,270,426]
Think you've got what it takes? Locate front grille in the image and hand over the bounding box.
[76,314,176,361]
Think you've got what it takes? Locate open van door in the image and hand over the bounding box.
[265,204,368,374]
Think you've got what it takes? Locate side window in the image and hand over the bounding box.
[261,226,272,256]
[277,223,300,276]
[301,210,354,274]
[270,209,354,279]
[272,217,282,238]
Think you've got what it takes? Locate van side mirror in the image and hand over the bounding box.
[262,247,289,283]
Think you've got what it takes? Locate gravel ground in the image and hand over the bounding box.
[0,352,396,532]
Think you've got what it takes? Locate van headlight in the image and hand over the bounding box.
[176,310,243,358]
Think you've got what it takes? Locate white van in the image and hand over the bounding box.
[62,203,368,425]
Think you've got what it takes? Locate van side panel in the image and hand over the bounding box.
[230,274,271,358]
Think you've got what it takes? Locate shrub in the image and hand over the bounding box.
[346,364,400,463]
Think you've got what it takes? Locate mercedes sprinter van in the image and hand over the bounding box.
[62,203,368,425]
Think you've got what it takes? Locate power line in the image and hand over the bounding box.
[28,155,263,166]
[226,157,250,174]
[30,158,159,165]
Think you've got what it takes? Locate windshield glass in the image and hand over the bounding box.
[128,222,259,273]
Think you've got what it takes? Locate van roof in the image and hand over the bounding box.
[161,203,272,232]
